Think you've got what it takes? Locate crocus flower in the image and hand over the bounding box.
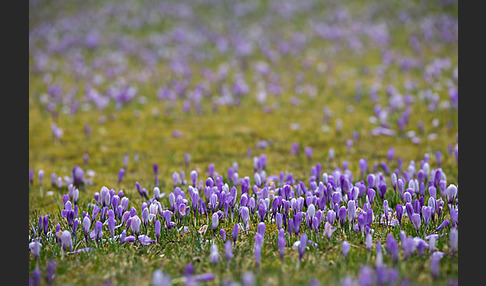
[385,234,398,263]
[327,210,336,225]
[278,228,285,261]
[153,163,159,186]
[411,213,421,233]
[232,224,239,246]
[209,243,219,266]
[60,230,71,252]
[152,269,171,286]
[107,216,116,239]
[225,240,233,266]
[46,259,56,285]
[254,233,263,268]
[29,241,42,259]
[430,251,443,279]
[347,200,356,225]
[152,220,160,243]
[376,241,383,267]
[38,170,44,186]
[366,232,372,251]
[142,207,150,227]
[323,222,336,241]
[31,268,42,286]
[118,168,125,185]
[395,204,403,227]
[72,165,84,187]
[211,212,219,233]
[342,241,350,260]
[338,206,347,228]
[450,208,458,227]
[402,237,415,259]
[435,219,450,232]
[298,233,307,262]
[138,235,155,245]
[422,206,432,227]
[450,228,458,254]
[257,222,265,237]
[83,216,91,240]
[367,188,375,205]
[358,266,374,286]
[94,220,103,241]
[131,215,141,236]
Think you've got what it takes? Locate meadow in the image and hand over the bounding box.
[29,0,458,285]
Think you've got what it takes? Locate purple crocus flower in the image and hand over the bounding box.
[430,251,443,279]
[367,188,376,205]
[138,235,155,245]
[153,163,159,186]
[155,220,161,243]
[254,233,263,268]
[72,165,84,187]
[131,215,141,236]
[402,236,415,259]
[31,268,42,286]
[82,216,91,241]
[450,208,458,227]
[327,210,336,225]
[43,215,49,235]
[358,266,374,286]
[366,232,372,251]
[190,170,198,187]
[60,230,71,252]
[342,241,350,260]
[422,206,432,227]
[435,219,449,232]
[366,208,373,227]
[118,169,125,185]
[450,228,458,254]
[347,200,356,225]
[411,213,421,233]
[38,170,44,186]
[232,224,239,245]
[323,222,336,241]
[152,269,171,286]
[29,241,42,259]
[298,233,307,262]
[385,234,399,263]
[338,206,347,228]
[107,216,116,239]
[257,222,266,237]
[355,212,365,233]
[29,169,34,185]
[45,259,56,285]
[396,204,403,227]
[225,240,233,266]
[278,228,285,261]
[211,212,219,233]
